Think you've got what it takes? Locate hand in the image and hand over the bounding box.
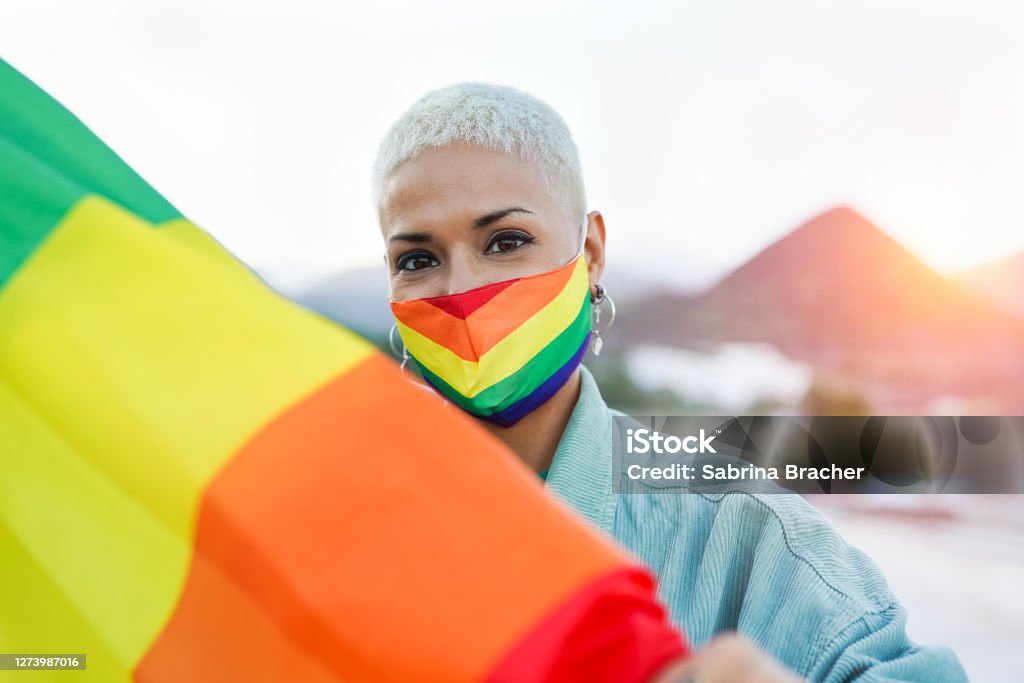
[651,633,804,683]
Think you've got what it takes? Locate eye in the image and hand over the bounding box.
[485,230,534,254]
[396,250,439,272]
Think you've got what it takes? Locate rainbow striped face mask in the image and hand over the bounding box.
[390,241,592,427]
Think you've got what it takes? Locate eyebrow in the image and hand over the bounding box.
[388,231,432,244]
[473,206,534,229]
[388,207,535,243]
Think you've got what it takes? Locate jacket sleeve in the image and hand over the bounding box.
[810,602,968,682]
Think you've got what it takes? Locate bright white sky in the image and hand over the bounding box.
[3,0,1022,291]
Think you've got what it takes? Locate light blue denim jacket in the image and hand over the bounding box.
[545,366,968,682]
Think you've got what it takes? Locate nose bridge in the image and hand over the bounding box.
[443,244,487,296]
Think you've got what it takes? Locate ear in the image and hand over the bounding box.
[584,210,606,297]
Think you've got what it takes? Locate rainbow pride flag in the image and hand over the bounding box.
[0,60,685,681]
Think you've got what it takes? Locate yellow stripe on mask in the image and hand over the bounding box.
[397,257,590,397]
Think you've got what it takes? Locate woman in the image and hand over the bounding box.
[373,83,966,682]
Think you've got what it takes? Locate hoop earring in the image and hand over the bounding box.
[590,283,616,356]
[389,323,410,371]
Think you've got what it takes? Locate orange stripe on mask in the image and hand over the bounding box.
[391,257,580,362]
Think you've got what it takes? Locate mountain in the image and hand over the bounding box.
[294,266,393,341]
[620,206,1024,411]
[955,251,1024,321]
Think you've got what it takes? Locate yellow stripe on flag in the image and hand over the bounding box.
[0,194,372,673]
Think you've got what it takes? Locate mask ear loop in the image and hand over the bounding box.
[389,323,410,371]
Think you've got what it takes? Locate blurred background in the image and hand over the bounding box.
[2,0,1022,678]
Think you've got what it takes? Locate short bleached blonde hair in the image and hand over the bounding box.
[373,83,587,224]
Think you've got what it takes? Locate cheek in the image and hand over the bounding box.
[546,235,584,271]
[479,247,564,282]
[389,277,442,303]
[547,223,585,263]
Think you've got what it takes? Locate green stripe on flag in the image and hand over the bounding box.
[0,59,182,286]
[0,137,83,287]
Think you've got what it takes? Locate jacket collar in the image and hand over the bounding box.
[545,364,616,533]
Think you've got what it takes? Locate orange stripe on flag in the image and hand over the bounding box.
[136,354,628,682]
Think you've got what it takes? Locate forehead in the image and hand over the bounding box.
[378,145,560,232]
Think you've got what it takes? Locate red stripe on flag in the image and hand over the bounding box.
[484,567,687,683]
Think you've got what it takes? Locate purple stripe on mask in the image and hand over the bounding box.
[485,333,592,428]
